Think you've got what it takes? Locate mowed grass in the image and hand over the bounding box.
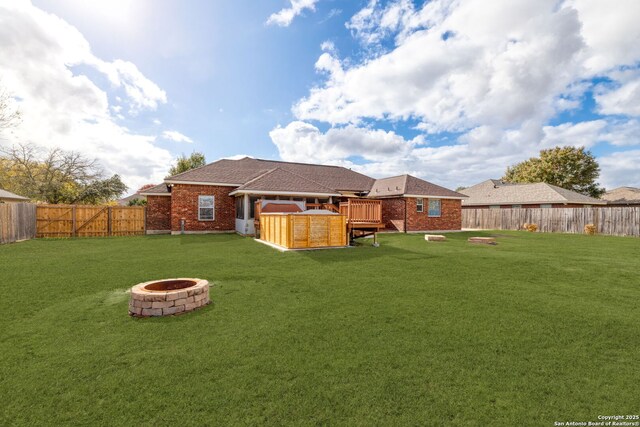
[0,232,638,426]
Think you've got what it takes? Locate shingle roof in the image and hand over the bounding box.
[602,187,640,204]
[460,180,606,206]
[232,168,340,195]
[139,183,170,195]
[368,174,467,199]
[0,189,29,201]
[165,157,374,193]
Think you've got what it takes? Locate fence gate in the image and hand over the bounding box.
[36,205,145,238]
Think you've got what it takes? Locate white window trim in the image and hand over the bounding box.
[198,195,215,221]
[428,199,441,217]
[416,197,424,213]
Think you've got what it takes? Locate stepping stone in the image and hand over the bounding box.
[468,237,497,245]
[424,234,446,241]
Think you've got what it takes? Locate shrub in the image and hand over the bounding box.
[584,224,596,235]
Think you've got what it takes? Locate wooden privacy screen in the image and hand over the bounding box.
[0,203,36,244]
[260,214,347,249]
[36,205,145,238]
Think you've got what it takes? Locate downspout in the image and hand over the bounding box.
[404,197,407,233]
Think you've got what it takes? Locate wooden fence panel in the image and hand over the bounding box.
[0,203,36,244]
[36,205,146,238]
[462,207,640,237]
[111,206,145,236]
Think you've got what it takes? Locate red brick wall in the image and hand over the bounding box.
[381,198,406,231]
[406,198,462,231]
[146,196,171,231]
[380,197,462,231]
[170,184,236,232]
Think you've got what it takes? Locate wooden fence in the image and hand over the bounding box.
[0,203,37,244]
[462,207,640,237]
[36,205,145,238]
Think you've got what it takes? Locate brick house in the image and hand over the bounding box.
[459,179,606,209]
[140,157,466,235]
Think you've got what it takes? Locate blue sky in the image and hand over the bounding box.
[1,0,639,192]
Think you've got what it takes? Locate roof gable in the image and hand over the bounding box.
[232,168,339,195]
[368,174,466,199]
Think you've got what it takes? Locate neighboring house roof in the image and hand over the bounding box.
[230,167,340,196]
[0,189,29,201]
[139,183,170,196]
[117,193,147,206]
[460,179,607,206]
[601,187,640,205]
[368,174,467,199]
[165,157,374,193]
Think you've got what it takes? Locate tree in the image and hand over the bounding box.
[136,183,156,193]
[455,186,467,192]
[0,83,21,134]
[167,152,206,177]
[0,143,127,204]
[128,198,147,206]
[502,146,605,198]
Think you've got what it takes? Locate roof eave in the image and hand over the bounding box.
[165,180,242,187]
[229,189,341,197]
[403,194,468,200]
[139,192,170,196]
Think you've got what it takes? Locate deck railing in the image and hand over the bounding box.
[339,199,382,224]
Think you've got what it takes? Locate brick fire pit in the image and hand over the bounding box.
[129,278,210,317]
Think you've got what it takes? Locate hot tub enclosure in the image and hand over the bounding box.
[260,212,347,249]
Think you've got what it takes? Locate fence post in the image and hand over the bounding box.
[72,205,76,237]
[108,207,112,236]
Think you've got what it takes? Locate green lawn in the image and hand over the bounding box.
[1,232,638,426]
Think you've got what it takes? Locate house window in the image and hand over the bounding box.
[428,199,441,217]
[490,205,500,209]
[416,198,424,212]
[512,204,522,209]
[198,195,215,221]
[235,197,244,220]
[540,204,552,209]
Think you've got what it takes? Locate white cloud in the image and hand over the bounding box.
[266,0,319,27]
[162,130,194,144]
[270,121,419,164]
[594,69,640,117]
[94,59,167,112]
[297,0,586,130]
[600,120,640,147]
[598,150,640,189]
[272,0,640,191]
[567,0,640,74]
[540,120,606,149]
[0,1,173,191]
